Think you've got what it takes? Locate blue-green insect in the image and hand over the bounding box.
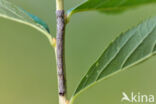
[21,8,50,33]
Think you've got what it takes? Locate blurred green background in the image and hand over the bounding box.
[0,0,156,104]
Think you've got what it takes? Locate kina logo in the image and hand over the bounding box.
[121,92,155,103]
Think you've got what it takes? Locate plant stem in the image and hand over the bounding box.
[55,0,68,104]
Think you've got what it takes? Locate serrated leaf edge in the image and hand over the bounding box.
[69,17,156,104]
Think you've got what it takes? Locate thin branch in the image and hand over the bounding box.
[55,0,68,104]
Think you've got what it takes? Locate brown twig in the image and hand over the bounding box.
[55,0,68,103]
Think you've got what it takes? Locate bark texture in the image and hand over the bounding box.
[56,10,66,96]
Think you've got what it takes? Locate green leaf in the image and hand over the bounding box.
[68,0,156,16]
[70,17,156,103]
[20,9,50,33]
[0,0,52,41]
